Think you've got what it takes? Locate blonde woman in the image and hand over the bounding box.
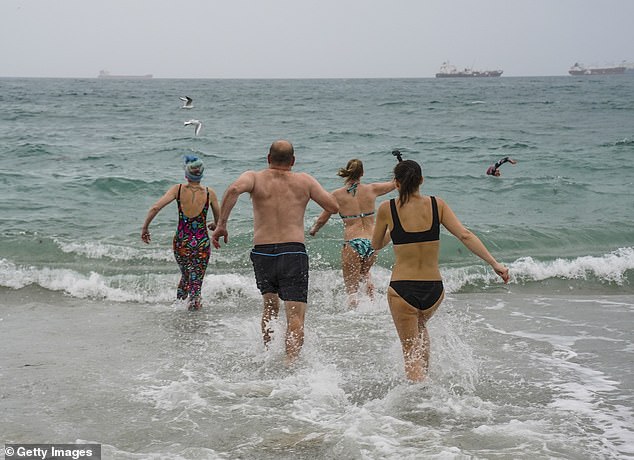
[310,159,394,308]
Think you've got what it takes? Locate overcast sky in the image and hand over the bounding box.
[1,0,633,78]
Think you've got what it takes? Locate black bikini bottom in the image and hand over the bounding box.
[389,280,444,311]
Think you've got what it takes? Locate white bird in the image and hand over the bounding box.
[179,96,193,109]
[184,119,202,136]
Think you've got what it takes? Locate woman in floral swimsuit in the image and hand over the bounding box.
[141,156,220,310]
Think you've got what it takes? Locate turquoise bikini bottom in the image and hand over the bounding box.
[343,238,375,259]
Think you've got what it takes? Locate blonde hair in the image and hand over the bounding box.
[337,159,364,181]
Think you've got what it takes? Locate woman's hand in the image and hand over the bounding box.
[492,262,510,284]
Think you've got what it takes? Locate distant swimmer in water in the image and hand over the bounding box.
[486,156,517,176]
[310,158,395,308]
[141,156,220,311]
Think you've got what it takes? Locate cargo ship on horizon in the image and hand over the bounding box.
[435,62,503,78]
[98,70,153,80]
[568,63,626,76]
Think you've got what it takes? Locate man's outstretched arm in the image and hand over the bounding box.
[212,171,255,247]
[307,175,339,214]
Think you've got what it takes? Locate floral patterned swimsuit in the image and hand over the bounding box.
[173,184,210,309]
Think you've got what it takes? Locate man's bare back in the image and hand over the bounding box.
[212,141,337,248]
[248,168,328,244]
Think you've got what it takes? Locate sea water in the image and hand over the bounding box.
[1,76,633,459]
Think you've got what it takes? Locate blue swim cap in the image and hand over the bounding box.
[183,155,204,182]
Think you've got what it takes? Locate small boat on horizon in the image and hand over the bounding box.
[568,63,626,76]
[435,62,503,78]
[97,70,153,80]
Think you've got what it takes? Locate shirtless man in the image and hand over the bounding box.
[212,140,339,364]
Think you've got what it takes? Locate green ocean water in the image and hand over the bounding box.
[1,76,633,295]
[1,77,633,459]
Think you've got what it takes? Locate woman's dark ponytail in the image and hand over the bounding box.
[393,160,422,206]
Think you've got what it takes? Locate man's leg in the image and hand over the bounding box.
[261,293,280,347]
[284,300,306,364]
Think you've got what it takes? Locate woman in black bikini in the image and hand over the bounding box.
[371,159,509,381]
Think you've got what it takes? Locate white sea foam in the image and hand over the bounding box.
[201,272,261,302]
[56,239,173,261]
[443,246,634,292]
[472,418,553,441]
[2,247,632,302]
[54,236,252,265]
[473,294,634,458]
[0,258,260,303]
[137,370,209,412]
[510,247,634,284]
[543,353,634,457]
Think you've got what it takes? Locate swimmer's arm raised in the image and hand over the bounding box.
[370,180,396,197]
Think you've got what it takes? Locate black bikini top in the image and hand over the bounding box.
[390,196,440,245]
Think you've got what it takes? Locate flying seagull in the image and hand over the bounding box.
[179,96,193,109]
[184,119,202,136]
